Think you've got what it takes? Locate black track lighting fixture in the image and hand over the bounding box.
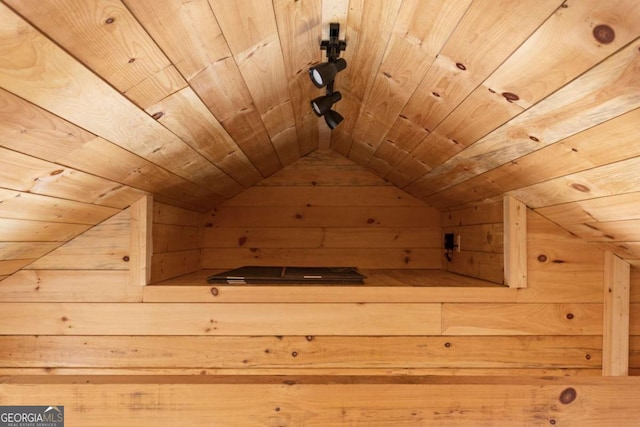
[309,58,347,89]
[324,110,344,130]
[309,23,347,129]
[311,91,342,116]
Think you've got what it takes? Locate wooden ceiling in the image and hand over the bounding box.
[1,0,639,276]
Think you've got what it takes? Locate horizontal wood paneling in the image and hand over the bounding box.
[0,270,139,302]
[0,303,442,336]
[442,303,602,335]
[205,151,442,270]
[1,377,640,426]
[202,248,442,269]
[150,201,203,283]
[0,335,600,369]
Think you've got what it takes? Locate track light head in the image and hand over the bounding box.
[311,91,342,116]
[324,110,344,130]
[308,58,347,88]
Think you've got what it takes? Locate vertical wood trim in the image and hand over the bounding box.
[504,196,527,288]
[129,195,153,286]
[603,251,630,376]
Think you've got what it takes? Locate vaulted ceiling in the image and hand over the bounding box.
[1,0,639,276]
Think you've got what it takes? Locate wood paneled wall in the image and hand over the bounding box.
[441,201,504,284]
[0,208,140,302]
[631,266,640,375]
[202,151,442,269]
[150,202,204,283]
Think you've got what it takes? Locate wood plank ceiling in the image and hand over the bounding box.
[0,0,639,277]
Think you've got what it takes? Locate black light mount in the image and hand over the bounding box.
[320,23,347,63]
[309,23,347,129]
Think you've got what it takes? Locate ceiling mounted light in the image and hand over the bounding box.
[309,58,347,89]
[309,23,347,129]
[324,110,344,130]
[311,91,342,116]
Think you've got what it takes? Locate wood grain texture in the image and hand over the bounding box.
[0,335,600,369]
[1,378,640,426]
[504,196,528,288]
[0,303,442,336]
[603,252,631,376]
[442,303,603,335]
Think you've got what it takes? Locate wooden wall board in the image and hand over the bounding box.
[346,0,471,164]
[209,0,300,167]
[0,148,146,209]
[0,303,442,336]
[512,156,640,209]
[5,0,187,109]
[396,0,562,132]
[0,259,34,276]
[441,201,503,226]
[330,0,403,156]
[603,252,631,375]
[143,285,518,304]
[422,106,640,210]
[0,242,60,261]
[504,196,528,288]
[0,218,91,243]
[0,189,119,224]
[273,0,322,156]
[0,4,234,205]
[0,270,140,303]
[208,206,440,228]
[0,335,600,369]
[537,192,640,225]
[443,251,503,285]
[2,378,640,426]
[205,227,440,250]
[0,367,604,377]
[123,0,281,177]
[146,87,262,188]
[151,249,201,283]
[442,224,503,253]
[153,201,204,227]
[406,39,640,199]
[222,186,426,207]
[562,220,640,243]
[154,224,203,253]
[130,195,153,286]
[442,303,603,336]
[202,247,442,270]
[25,210,130,270]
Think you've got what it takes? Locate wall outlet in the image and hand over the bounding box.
[444,233,455,250]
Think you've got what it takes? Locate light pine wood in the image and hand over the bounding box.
[151,249,201,283]
[0,147,146,209]
[0,335,599,369]
[202,247,442,269]
[0,303,442,336]
[406,39,640,199]
[209,0,300,166]
[0,3,234,202]
[347,0,471,164]
[25,211,129,270]
[0,218,91,242]
[273,0,322,155]
[2,378,640,426]
[4,0,187,108]
[603,252,631,376]
[504,196,527,288]
[442,303,603,335]
[130,196,153,286]
[0,188,119,224]
[145,87,262,188]
[123,0,281,176]
[331,0,403,156]
[0,270,140,302]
